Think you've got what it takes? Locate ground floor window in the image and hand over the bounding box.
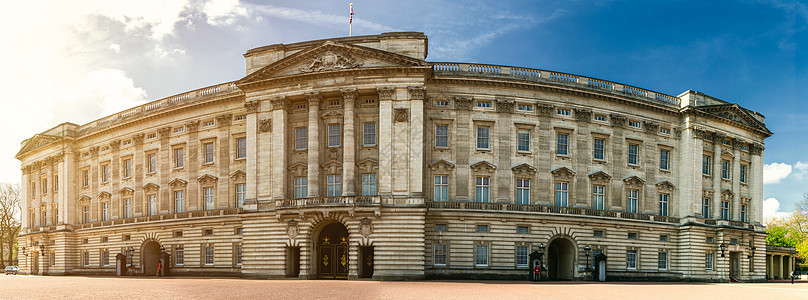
[83,251,90,266]
[50,252,56,267]
[516,246,528,267]
[475,245,488,266]
[235,244,243,266]
[626,250,637,270]
[434,244,447,266]
[102,250,110,266]
[175,247,184,266]
[205,246,214,265]
[705,253,714,270]
[658,252,667,270]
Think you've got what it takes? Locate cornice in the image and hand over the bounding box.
[238,66,431,91]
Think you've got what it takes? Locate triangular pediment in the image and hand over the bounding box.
[142,183,160,193]
[197,174,219,186]
[230,170,246,182]
[169,178,188,189]
[97,191,111,200]
[119,187,134,196]
[551,167,576,179]
[697,104,771,137]
[470,161,497,173]
[623,175,645,188]
[428,159,455,172]
[511,163,537,175]
[588,171,612,182]
[656,180,675,192]
[357,158,379,173]
[322,160,343,174]
[237,41,427,87]
[16,134,61,159]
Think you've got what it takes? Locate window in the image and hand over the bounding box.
[148,153,157,173]
[174,231,183,238]
[236,228,243,235]
[659,193,669,217]
[30,181,36,197]
[706,237,715,244]
[475,176,490,202]
[705,253,714,270]
[82,170,89,187]
[175,247,184,265]
[433,175,449,201]
[702,155,711,175]
[660,149,670,170]
[516,179,530,205]
[475,224,490,233]
[204,229,213,236]
[594,114,607,122]
[123,159,132,178]
[554,182,568,207]
[721,160,730,179]
[363,123,376,146]
[326,175,341,197]
[702,198,710,219]
[361,174,377,196]
[236,183,246,208]
[659,235,668,242]
[628,144,639,165]
[174,148,184,168]
[148,195,157,216]
[627,189,639,213]
[53,175,58,192]
[516,246,529,267]
[434,244,447,266]
[41,178,47,194]
[294,177,307,199]
[721,200,730,220]
[327,124,341,147]
[626,250,637,269]
[205,246,214,265]
[82,205,89,223]
[174,191,184,213]
[593,138,605,160]
[740,165,748,183]
[121,198,131,219]
[658,252,668,270]
[660,128,670,134]
[235,115,246,121]
[236,244,243,265]
[592,185,605,210]
[204,187,215,210]
[435,100,449,106]
[628,232,638,240]
[517,129,530,152]
[517,104,532,111]
[83,251,90,266]
[102,164,110,182]
[236,138,247,158]
[204,142,215,163]
[475,245,489,266]
[435,125,449,148]
[594,230,604,238]
[477,101,492,108]
[295,127,307,150]
[435,224,447,232]
[556,133,569,155]
[517,226,529,234]
[476,127,490,149]
[102,202,109,221]
[740,204,747,222]
[629,121,641,128]
[103,250,110,266]
[557,109,570,116]
[50,252,56,267]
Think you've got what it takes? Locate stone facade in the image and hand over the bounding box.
[16,32,771,282]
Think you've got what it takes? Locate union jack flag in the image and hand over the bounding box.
[349,3,354,24]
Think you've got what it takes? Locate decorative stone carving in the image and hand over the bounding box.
[97,191,111,200]
[132,134,144,145]
[394,108,409,122]
[511,163,537,176]
[215,114,232,127]
[623,175,645,188]
[197,174,218,186]
[306,92,322,107]
[588,171,612,184]
[655,180,675,192]
[360,218,373,237]
[574,108,592,122]
[454,97,473,110]
[260,119,272,132]
[702,189,714,199]
[357,158,379,173]
[673,128,683,137]
[244,101,259,114]
[408,86,426,101]
[377,87,394,101]
[536,104,554,116]
[142,183,160,193]
[186,120,200,133]
[470,161,497,173]
[692,128,707,140]
[89,146,99,157]
[270,97,287,111]
[551,167,576,180]
[169,178,188,189]
[300,51,363,73]
[732,139,745,150]
[712,131,726,142]
[119,187,134,196]
[286,220,299,238]
[79,195,91,205]
[428,159,455,172]
[496,100,515,112]
[157,127,171,139]
[609,114,626,127]
[749,143,763,155]
[341,88,357,102]
[643,121,659,134]
[322,160,343,174]
[230,170,246,182]
[109,140,121,151]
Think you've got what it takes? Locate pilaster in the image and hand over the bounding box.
[342,89,357,196]
[306,92,321,198]
[271,97,288,200]
[377,87,394,197]
[408,86,425,198]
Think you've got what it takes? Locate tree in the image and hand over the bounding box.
[0,183,21,267]
[766,193,808,264]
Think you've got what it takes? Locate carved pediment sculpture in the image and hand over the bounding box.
[551,167,576,180]
[470,161,497,173]
[119,187,134,196]
[655,180,675,192]
[15,134,61,159]
[169,178,188,189]
[322,160,343,174]
[511,163,537,176]
[287,162,307,177]
[79,195,91,205]
[357,158,379,173]
[197,174,219,186]
[142,183,160,193]
[588,171,612,184]
[230,170,246,182]
[97,191,111,200]
[428,159,455,172]
[623,175,645,188]
[300,50,363,73]
[702,189,714,199]
[260,119,272,132]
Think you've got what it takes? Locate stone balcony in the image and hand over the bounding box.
[426,201,680,224]
[21,208,243,235]
[274,195,382,217]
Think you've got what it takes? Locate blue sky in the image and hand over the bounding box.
[1,0,805,219]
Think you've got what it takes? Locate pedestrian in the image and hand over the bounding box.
[533,262,541,282]
[157,262,162,278]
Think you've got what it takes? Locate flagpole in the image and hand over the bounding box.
[349,3,353,36]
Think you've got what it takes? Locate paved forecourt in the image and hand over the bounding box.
[2,276,807,299]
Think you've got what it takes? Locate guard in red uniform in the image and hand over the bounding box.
[533,263,541,281]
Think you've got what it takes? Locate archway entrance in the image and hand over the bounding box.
[547,238,575,280]
[141,241,161,276]
[316,223,349,279]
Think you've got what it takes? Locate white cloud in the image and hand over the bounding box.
[91,0,191,41]
[763,162,792,184]
[249,4,397,33]
[792,161,808,180]
[81,69,148,117]
[203,0,249,27]
[763,198,792,224]
[109,43,121,53]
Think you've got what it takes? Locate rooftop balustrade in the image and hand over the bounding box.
[431,62,681,108]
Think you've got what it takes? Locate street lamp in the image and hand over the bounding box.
[538,243,546,274]
[584,245,592,271]
[22,246,27,257]
[748,241,756,259]
[719,242,727,258]
[39,245,45,256]
[160,246,165,253]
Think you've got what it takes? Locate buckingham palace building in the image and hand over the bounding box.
[16,32,772,282]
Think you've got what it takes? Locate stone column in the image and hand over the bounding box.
[453,97,472,201]
[20,167,29,228]
[712,132,724,219]
[110,140,121,218]
[574,109,592,207]
[57,152,71,225]
[158,127,171,213]
[216,114,232,208]
[245,101,260,205]
[679,127,703,217]
[186,121,200,211]
[306,92,321,198]
[496,99,514,203]
[377,87,394,197]
[732,139,741,220]
[609,114,626,209]
[408,86,425,198]
[750,144,763,223]
[342,89,357,196]
[271,97,288,200]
